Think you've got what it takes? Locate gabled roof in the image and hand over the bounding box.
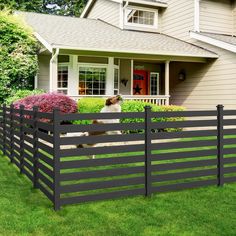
[190,31,236,53]
[19,12,218,59]
[81,0,168,18]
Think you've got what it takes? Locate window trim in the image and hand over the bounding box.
[124,6,158,29]
[57,63,69,94]
[150,72,160,95]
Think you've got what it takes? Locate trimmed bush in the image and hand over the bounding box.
[77,98,185,132]
[5,89,44,105]
[14,93,78,115]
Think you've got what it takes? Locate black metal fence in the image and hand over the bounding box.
[0,104,236,210]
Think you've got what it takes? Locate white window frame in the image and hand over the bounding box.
[114,64,120,95]
[77,63,120,96]
[150,72,160,95]
[124,6,158,29]
[57,63,69,94]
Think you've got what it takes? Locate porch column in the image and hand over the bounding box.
[68,55,78,96]
[165,61,170,105]
[49,48,59,92]
[106,57,115,96]
[130,59,134,95]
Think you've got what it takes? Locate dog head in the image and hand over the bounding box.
[105,95,123,106]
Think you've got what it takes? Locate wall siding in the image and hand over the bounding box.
[38,55,50,92]
[170,41,236,110]
[200,0,233,35]
[161,0,194,42]
[87,0,120,27]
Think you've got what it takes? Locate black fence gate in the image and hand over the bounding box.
[0,104,236,210]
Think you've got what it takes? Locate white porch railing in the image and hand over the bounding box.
[70,95,170,106]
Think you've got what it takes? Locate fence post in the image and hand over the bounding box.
[33,106,39,188]
[53,108,61,210]
[9,104,14,163]
[145,106,152,196]
[2,104,6,156]
[19,105,24,174]
[217,104,224,187]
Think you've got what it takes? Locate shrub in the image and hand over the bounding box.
[13,93,78,115]
[0,10,39,102]
[76,98,185,132]
[5,89,44,105]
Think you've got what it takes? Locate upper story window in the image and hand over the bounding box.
[124,7,158,29]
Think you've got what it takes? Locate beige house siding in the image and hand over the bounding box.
[170,42,236,110]
[120,59,132,95]
[87,0,120,27]
[161,0,194,42]
[38,55,50,92]
[233,3,236,35]
[200,0,233,35]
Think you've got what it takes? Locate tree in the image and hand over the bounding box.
[0,11,39,102]
[0,0,87,17]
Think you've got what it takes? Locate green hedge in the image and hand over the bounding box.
[77,98,185,132]
[5,89,45,105]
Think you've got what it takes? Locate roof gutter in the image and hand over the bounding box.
[190,31,236,53]
[54,44,218,59]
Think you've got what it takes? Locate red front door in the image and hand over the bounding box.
[133,70,148,95]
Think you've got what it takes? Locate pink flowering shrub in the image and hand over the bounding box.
[13,93,78,114]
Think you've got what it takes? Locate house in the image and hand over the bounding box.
[18,0,236,109]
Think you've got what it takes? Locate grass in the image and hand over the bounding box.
[1,153,236,236]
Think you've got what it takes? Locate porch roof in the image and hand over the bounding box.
[19,12,218,59]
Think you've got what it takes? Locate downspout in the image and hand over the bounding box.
[194,0,200,32]
[49,48,60,92]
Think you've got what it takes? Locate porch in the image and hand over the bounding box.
[40,53,176,106]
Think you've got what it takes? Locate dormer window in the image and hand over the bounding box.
[124,7,158,29]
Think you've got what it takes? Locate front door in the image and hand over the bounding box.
[133,70,148,95]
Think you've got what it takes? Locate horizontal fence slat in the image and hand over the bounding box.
[151,129,217,140]
[152,179,217,193]
[38,142,53,155]
[60,155,145,169]
[59,122,145,133]
[60,133,145,145]
[23,142,34,154]
[22,109,34,116]
[37,182,54,202]
[38,131,53,143]
[22,126,34,135]
[224,110,236,116]
[224,176,236,184]
[37,122,53,132]
[224,166,236,174]
[224,119,236,126]
[60,166,145,181]
[151,110,217,118]
[60,176,144,193]
[23,159,34,173]
[151,149,217,161]
[151,139,217,151]
[38,172,53,190]
[59,112,145,121]
[22,117,34,126]
[224,129,236,135]
[38,162,53,179]
[223,148,236,155]
[38,151,53,167]
[60,188,145,206]
[37,112,53,119]
[151,120,217,129]
[152,168,217,183]
[152,159,217,172]
[60,144,144,157]
[21,167,33,182]
[224,157,236,164]
[23,151,34,163]
[224,138,236,145]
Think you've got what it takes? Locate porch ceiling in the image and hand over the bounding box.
[20,11,218,61]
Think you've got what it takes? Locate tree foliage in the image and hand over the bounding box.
[0,0,87,17]
[0,11,39,102]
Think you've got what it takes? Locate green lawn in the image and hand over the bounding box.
[1,154,236,236]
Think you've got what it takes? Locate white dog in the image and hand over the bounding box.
[77,95,123,158]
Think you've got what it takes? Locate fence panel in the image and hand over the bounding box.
[1,104,236,210]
